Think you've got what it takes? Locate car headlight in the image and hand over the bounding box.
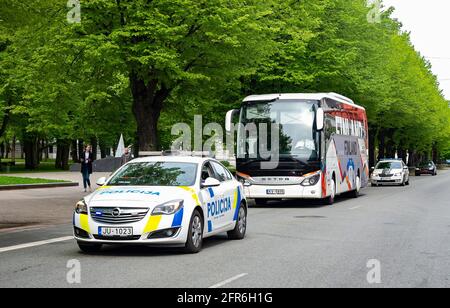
[394,173,402,177]
[152,200,184,216]
[301,172,321,187]
[75,200,88,215]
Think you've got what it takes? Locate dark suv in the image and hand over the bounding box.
[415,161,437,176]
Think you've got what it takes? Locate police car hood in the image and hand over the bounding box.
[86,186,193,207]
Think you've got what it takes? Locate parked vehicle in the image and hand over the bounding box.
[225,93,369,206]
[73,156,247,254]
[371,159,410,186]
[415,161,437,176]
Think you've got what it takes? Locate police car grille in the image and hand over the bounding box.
[90,207,149,224]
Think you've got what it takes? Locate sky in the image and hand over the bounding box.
[382,0,450,100]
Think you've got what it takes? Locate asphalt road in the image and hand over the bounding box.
[1,171,450,288]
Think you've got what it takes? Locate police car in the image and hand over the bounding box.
[371,159,410,186]
[73,156,247,253]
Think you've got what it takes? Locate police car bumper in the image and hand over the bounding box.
[243,183,323,199]
[73,211,189,246]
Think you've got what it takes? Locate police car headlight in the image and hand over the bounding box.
[301,173,321,186]
[75,200,88,215]
[152,200,184,216]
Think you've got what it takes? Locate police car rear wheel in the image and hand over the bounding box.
[228,204,247,240]
[78,242,102,253]
[184,210,203,254]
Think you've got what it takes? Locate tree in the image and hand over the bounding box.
[71,0,273,151]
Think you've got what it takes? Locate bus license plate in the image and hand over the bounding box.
[266,189,285,195]
[99,227,133,237]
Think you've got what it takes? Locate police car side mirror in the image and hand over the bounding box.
[202,177,221,188]
[96,177,108,186]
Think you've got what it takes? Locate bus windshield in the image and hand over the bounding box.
[239,100,319,161]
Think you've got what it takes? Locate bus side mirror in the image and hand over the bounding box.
[225,109,239,134]
[316,108,324,131]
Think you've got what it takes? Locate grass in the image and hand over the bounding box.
[0,159,74,174]
[0,176,68,186]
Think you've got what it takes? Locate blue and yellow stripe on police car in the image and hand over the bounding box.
[79,214,91,233]
[233,186,242,221]
[144,215,162,233]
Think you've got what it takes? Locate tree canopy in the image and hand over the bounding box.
[1,0,449,169]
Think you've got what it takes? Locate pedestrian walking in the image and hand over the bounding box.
[121,146,134,166]
[81,145,94,192]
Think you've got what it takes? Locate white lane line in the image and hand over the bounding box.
[0,236,73,253]
[209,273,248,289]
[349,205,362,210]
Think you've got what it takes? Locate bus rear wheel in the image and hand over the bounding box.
[350,176,361,198]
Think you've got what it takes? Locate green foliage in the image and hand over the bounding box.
[0,0,449,160]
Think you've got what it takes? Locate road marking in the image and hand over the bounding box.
[349,205,362,210]
[209,273,248,289]
[0,236,73,253]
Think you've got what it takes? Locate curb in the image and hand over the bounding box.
[0,182,79,191]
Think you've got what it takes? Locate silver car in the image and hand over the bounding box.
[371,159,410,186]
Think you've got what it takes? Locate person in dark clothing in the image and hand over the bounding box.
[121,146,134,166]
[80,145,94,192]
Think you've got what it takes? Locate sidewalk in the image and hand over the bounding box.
[0,172,111,232]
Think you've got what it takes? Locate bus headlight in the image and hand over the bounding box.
[301,173,321,186]
[236,172,253,186]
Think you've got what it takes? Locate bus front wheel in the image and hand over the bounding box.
[323,179,336,205]
[254,199,268,206]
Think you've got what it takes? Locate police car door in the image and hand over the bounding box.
[199,161,226,234]
[210,161,236,229]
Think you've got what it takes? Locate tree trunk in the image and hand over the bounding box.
[23,134,39,170]
[377,130,385,161]
[432,143,439,163]
[11,136,16,162]
[397,148,406,164]
[368,126,376,167]
[78,140,84,161]
[70,140,78,162]
[90,137,98,160]
[99,139,111,158]
[55,139,70,170]
[130,71,171,152]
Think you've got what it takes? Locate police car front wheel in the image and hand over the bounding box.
[184,210,203,254]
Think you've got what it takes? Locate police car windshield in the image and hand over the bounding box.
[376,161,402,169]
[108,162,198,186]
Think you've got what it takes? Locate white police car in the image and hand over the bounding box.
[371,159,410,186]
[73,156,247,253]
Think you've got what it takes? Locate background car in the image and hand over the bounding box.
[371,159,410,186]
[415,161,437,176]
[73,156,247,254]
